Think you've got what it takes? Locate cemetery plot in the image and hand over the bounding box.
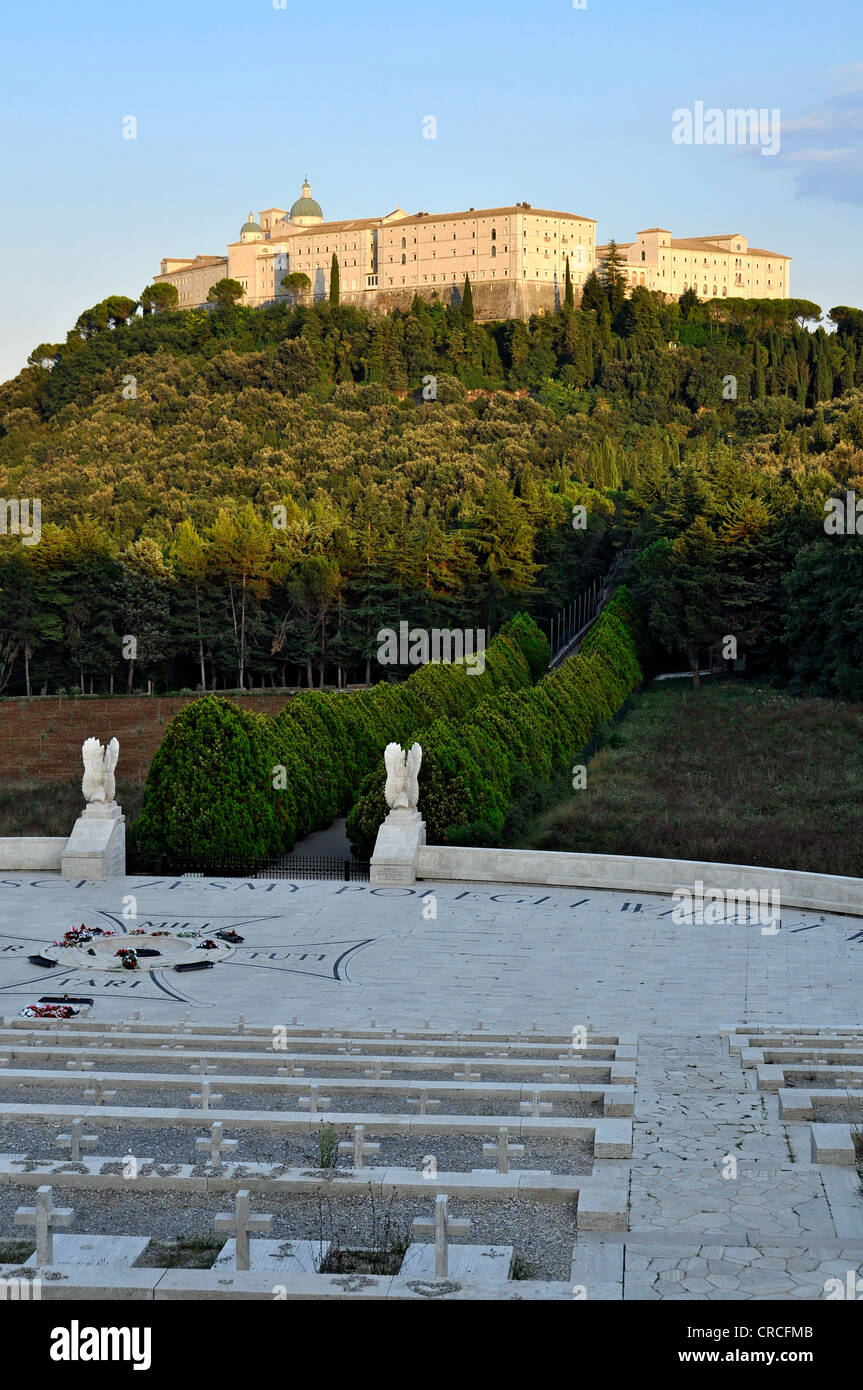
[0,1020,637,1289]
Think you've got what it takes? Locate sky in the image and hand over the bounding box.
[0,0,861,382]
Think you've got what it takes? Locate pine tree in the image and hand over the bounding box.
[462,274,474,321]
[564,256,574,311]
[329,253,340,306]
[579,271,605,315]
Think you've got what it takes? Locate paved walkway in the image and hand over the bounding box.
[581,1032,863,1300]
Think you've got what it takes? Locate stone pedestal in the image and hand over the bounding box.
[370,808,426,885]
[61,803,126,880]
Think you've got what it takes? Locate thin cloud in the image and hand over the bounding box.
[774,71,863,203]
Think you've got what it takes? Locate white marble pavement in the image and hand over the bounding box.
[0,874,862,1030]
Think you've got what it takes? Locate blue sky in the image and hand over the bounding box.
[0,0,860,381]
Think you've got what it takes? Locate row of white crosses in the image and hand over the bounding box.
[11,1184,471,1279]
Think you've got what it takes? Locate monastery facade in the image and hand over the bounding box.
[600,227,790,301]
[155,180,790,319]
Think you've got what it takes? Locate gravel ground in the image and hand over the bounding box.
[0,1183,578,1279]
[783,1075,863,1089]
[0,1083,602,1119]
[0,1119,594,1175]
[811,1100,863,1121]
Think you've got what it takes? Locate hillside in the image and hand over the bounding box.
[1,291,862,702]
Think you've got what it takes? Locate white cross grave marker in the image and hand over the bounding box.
[482,1127,524,1174]
[213,1189,272,1271]
[277,1059,305,1077]
[190,1059,217,1076]
[411,1194,470,1277]
[407,1088,440,1116]
[453,1061,480,1082]
[196,1121,237,1166]
[56,1119,97,1162]
[519,1091,553,1117]
[364,1062,392,1080]
[542,1056,571,1083]
[14,1185,73,1266]
[191,1078,223,1111]
[298,1084,331,1115]
[83,1079,117,1105]
[337,1125,380,1170]
[66,1060,93,1071]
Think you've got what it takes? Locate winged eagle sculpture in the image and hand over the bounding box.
[81,737,120,805]
[383,741,422,811]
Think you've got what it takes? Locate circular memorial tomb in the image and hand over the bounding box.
[43,930,233,973]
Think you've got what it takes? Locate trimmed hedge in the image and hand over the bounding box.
[346,586,646,856]
[131,616,546,859]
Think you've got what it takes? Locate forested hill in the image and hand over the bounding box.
[0,288,862,699]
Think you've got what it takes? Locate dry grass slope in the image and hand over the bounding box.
[522,682,863,878]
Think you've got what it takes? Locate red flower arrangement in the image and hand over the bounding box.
[197,939,219,951]
[19,1004,80,1019]
[52,925,114,948]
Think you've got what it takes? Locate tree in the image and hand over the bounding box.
[26,343,62,369]
[679,286,699,320]
[599,240,627,321]
[563,257,574,311]
[140,283,179,314]
[462,274,474,322]
[329,253,340,306]
[104,295,139,328]
[207,278,245,309]
[280,272,311,304]
[579,270,606,315]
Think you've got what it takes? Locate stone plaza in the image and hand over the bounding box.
[0,868,862,1299]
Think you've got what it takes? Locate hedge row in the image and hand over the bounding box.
[345,587,646,856]
[131,612,546,860]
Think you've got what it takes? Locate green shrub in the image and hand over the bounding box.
[346,586,645,854]
[133,615,544,859]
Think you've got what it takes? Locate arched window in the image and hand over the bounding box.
[401,236,406,249]
[491,228,496,241]
[401,254,406,265]
[491,245,496,258]
[641,250,646,261]
[639,273,645,286]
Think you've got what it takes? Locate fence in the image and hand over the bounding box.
[127,852,371,881]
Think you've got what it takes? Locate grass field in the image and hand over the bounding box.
[0,690,296,837]
[519,682,863,878]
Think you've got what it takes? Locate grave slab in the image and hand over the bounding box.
[400,1241,513,1280]
[25,1234,149,1268]
[213,1238,329,1273]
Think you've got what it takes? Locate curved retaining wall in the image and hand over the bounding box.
[415,846,863,918]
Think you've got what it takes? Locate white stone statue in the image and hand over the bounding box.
[81,737,120,805]
[384,741,422,812]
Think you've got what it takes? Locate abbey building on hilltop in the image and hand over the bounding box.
[155,179,790,320]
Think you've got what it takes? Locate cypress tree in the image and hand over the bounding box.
[564,256,574,310]
[329,253,340,306]
[462,274,474,321]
